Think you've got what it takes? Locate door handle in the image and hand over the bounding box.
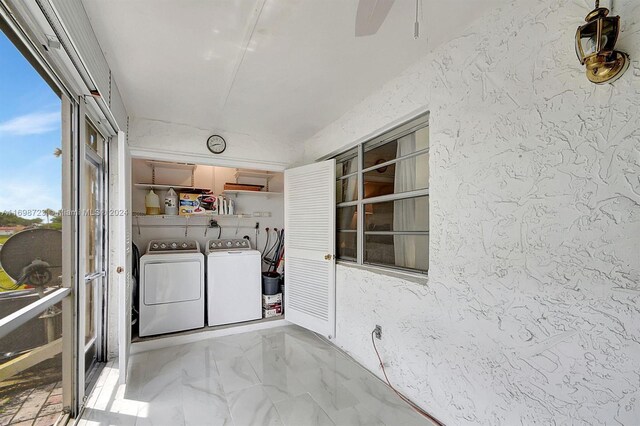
[116,266,124,274]
[324,254,333,260]
[84,271,106,282]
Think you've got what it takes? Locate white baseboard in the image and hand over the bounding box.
[131,318,291,354]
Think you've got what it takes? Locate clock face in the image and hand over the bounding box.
[207,135,226,154]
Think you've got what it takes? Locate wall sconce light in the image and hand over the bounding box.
[575,0,629,84]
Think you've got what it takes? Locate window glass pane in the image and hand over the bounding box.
[336,176,358,203]
[365,196,428,232]
[337,206,357,230]
[84,161,101,275]
[578,21,598,58]
[337,231,357,261]
[364,234,428,272]
[363,153,428,199]
[364,139,397,170]
[336,148,358,178]
[85,282,95,345]
[601,18,618,51]
[86,120,104,157]
[363,126,428,169]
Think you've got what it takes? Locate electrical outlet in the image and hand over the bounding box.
[374,325,382,340]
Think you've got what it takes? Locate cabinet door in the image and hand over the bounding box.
[284,160,336,338]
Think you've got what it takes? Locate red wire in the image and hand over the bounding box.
[275,248,284,270]
[371,331,445,426]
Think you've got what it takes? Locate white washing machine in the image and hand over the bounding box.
[206,239,262,326]
[139,239,205,337]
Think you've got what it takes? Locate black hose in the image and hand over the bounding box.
[269,229,285,272]
[263,229,280,263]
[262,228,270,260]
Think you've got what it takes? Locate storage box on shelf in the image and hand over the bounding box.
[262,293,283,318]
[263,306,282,318]
[223,183,264,192]
[262,293,282,305]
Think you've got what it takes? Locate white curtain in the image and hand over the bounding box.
[345,173,357,203]
[393,133,429,270]
[338,157,358,230]
[394,134,417,268]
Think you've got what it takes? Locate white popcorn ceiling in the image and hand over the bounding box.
[304,0,640,424]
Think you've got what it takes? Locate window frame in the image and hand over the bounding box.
[0,7,113,418]
[335,113,430,274]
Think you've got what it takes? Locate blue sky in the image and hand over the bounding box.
[0,29,61,219]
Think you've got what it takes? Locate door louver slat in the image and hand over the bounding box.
[285,160,336,337]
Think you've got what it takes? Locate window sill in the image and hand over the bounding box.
[336,261,428,286]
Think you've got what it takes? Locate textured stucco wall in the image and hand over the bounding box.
[304,0,640,424]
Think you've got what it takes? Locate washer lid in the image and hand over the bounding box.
[207,249,260,257]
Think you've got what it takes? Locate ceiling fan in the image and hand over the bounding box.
[355,0,421,38]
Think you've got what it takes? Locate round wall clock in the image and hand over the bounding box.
[207,135,226,154]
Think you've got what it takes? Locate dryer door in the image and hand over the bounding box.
[144,260,202,305]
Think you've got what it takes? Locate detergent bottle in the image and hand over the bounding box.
[164,188,178,215]
[145,189,161,215]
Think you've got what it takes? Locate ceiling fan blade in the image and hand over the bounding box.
[355,0,395,37]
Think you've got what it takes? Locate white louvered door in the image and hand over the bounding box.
[285,160,336,338]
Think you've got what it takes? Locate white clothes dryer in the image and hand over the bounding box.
[139,239,205,337]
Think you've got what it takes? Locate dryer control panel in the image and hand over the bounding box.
[147,239,200,253]
[207,239,251,251]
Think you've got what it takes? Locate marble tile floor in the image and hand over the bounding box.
[77,325,435,426]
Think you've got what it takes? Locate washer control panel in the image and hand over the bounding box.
[207,239,251,251]
[147,239,199,253]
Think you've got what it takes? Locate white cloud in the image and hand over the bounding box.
[0,111,59,136]
[0,177,61,221]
